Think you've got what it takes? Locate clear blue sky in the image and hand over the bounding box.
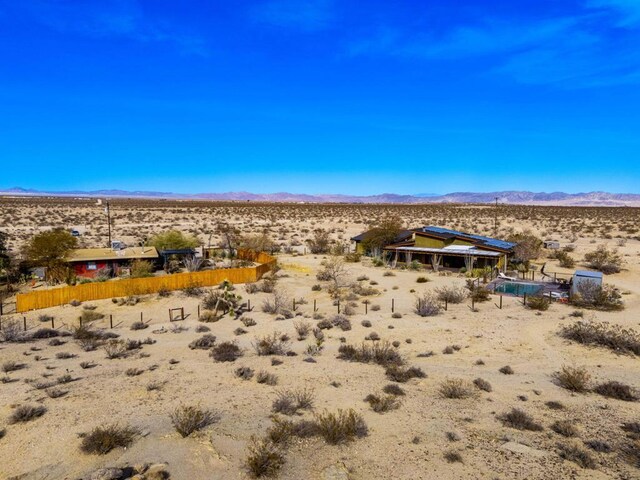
[1,0,639,195]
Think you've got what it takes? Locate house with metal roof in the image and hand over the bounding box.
[352,225,516,272]
[66,245,159,278]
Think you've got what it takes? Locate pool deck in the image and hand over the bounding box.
[487,278,570,297]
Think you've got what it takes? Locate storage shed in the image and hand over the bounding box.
[571,270,603,296]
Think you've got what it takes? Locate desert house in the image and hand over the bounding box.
[66,244,159,278]
[352,226,515,272]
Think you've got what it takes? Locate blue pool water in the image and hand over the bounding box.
[494,281,543,297]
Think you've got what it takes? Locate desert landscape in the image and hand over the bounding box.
[0,197,638,480]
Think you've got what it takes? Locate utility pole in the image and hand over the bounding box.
[494,197,499,236]
[106,201,112,247]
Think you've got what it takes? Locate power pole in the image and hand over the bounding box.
[494,197,499,236]
[106,201,112,247]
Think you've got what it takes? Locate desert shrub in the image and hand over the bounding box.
[584,245,622,274]
[235,327,248,336]
[584,439,612,453]
[272,387,315,415]
[195,324,210,333]
[189,333,216,350]
[157,287,171,297]
[385,365,426,383]
[337,341,404,367]
[1,360,22,373]
[313,409,368,444]
[498,408,543,431]
[438,378,477,399]
[553,365,591,393]
[235,367,255,380]
[45,387,67,398]
[366,332,381,341]
[370,304,381,311]
[261,290,291,315]
[210,341,243,362]
[331,315,351,331]
[79,310,104,323]
[364,393,401,413]
[552,420,579,437]
[571,282,624,311]
[58,373,73,384]
[103,339,128,359]
[361,320,372,328]
[391,312,402,319]
[311,284,322,291]
[241,316,257,327]
[253,332,290,356]
[0,318,24,342]
[55,351,75,359]
[416,276,429,283]
[414,292,441,317]
[557,442,596,469]
[435,285,467,304]
[80,424,138,454]
[130,259,154,278]
[592,381,638,401]
[382,383,405,396]
[555,251,575,268]
[466,280,490,302]
[182,283,204,297]
[8,404,46,423]
[473,378,492,392]
[499,365,514,375]
[245,437,285,478]
[559,321,639,355]
[545,400,566,410]
[444,450,463,463]
[293,320,311,340]
[125,368,144,377]
[317,318,333,330]
[170,404,218,437]
[256,370,278,386]
[130,321,148,331]
[527,296,550,311]
[31,328,62,339]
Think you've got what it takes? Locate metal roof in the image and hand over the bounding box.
[419,226,516,251]
[387,245,503,257]
[66,246,159,263]
[574,270,603,278]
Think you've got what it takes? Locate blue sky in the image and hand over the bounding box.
[1,0,639,195]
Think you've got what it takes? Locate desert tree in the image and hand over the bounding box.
[148,230,199,251]
[506,230,543,268]
[22,228,77,283]
[239,232,280,254]
[316,256,350,298]
[307,229,331,254]
[584,245,622,274]
[217,222,240,258]
[361,217,404,258]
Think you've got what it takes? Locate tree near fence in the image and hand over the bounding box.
[148,230,199,251]
[22,228,77,283]
[361,217,404,258]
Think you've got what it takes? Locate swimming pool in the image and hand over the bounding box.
[494,281,543,297]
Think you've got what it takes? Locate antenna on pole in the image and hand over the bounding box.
[106,201,112,247]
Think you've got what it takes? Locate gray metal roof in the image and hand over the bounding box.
[420,226,516,251]
[388,245,503,257]
[574,270,603,278]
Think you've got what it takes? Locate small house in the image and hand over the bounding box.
[571,270,603,296]
[66,245,159,278]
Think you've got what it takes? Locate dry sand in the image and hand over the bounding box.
[0,198,639,479]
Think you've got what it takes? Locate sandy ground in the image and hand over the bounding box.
[1,200,639,479]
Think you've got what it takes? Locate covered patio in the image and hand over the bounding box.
[384,245,508,272]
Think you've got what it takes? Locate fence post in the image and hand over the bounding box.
[51,316,55,329]
[140,312,143,323]
[337,301,340,314]
[500,295,503,309]
[169,308,172,321]
[314,299,317,312]
[197,305,200,320]
[110,314,113,329]
[0,302,3,316]
[471,296,475,310]
[23,316,27,331]
[365,302,368,315]
[248,299,251,311]
[79,316,82,328]
[293,299,296,311]
[523,293,527,306]
[391,298,395,313]
[445,298,448,311]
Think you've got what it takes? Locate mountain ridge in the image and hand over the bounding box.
[2,187,639,206]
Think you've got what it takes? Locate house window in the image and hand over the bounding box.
[87,262,97,270]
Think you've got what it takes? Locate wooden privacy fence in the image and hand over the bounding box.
[15,249,276,313]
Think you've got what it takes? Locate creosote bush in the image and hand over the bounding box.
[498,408,543,431]
[551,420,579,437]
[593,381,638,401]
[170,404,218,437]
[438,378,477,399]
[313,409,368,444]
[210,341,243,362]
[245,437,285,478]
[527,296,550,311]
[80,424,138,454]
[337,341,404,367]
[364,393,401,413]
[385,365,426,383]
[557,442,596,469]
[559,321,639,355]
[473,377,492,392]
[9,404,46,423]
[272,387,315,415]
[553,365,591,393]
[253,332,290,356]
[188,334,216,350]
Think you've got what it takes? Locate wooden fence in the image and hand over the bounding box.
[15,250,276,313]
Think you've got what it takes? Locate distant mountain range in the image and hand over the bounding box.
[2,187,639,206]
